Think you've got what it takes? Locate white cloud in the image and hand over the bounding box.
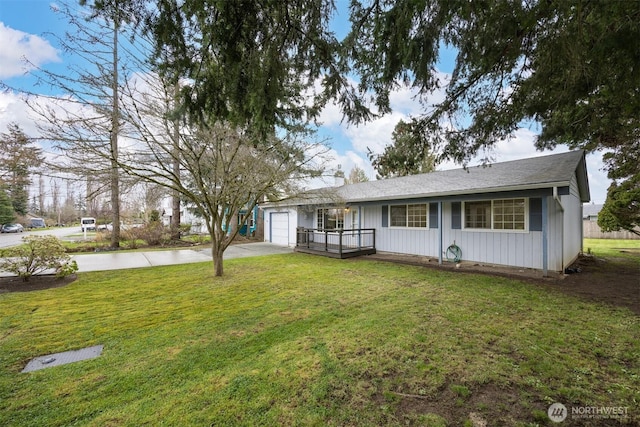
[332,73,451,156]
[317,99,345,129]
[0,90,38,135]
[333,94,610,202]
[0,22,60,79]
[343,111,404,154]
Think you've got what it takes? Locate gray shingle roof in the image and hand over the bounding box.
[340,150,589,202]
[583,203,603,218]
[268,150,590,207]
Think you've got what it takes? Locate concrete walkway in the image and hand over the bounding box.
[71,242,293,273]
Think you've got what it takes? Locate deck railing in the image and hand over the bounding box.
[295,228,376,258]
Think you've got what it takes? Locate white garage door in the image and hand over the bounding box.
[270,212,289,246]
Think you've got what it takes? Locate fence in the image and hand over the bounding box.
[583,220,640,240]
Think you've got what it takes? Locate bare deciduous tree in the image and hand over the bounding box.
[121,112,326,275]
[118,70,326,275]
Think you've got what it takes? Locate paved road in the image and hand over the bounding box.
[0,226,76,248]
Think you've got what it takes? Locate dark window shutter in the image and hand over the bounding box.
[381,205,388,227]
[529,198,542,231]
[451,202,461,229]
[429,203,439,228]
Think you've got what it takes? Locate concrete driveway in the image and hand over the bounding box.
[71,242,293,273]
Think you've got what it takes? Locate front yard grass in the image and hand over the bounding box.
[1,252,638,426]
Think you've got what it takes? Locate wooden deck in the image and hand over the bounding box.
[294,228,376,259]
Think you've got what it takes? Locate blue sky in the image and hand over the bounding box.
[0,0,610,204]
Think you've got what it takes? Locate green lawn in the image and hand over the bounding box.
[1,249,638,426]
[584,238,640,259]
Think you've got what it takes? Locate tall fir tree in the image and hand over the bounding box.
[0,123,43,216]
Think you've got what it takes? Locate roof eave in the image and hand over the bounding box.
[575,152,591,203]
[343,181,573,204]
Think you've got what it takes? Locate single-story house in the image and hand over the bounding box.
[262,150,590,275]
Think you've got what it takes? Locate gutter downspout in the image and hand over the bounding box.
[438,201,443,265]
[542,197,548,277]
[553,187,565,273]
[358,207,362,249]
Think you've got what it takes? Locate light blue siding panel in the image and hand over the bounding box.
[480,234,488,263]
[359,201,547,269]
[516,234,525,267]
[508,234,517,266]
[500,233,509,264]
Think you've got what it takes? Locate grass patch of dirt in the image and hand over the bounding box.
[0,274,77,293]
[0,240,637,426]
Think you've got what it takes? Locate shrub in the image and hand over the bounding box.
[0,235,78,281]
[137,222,171,246]
[149,209,161,222]
[121,227,141,249]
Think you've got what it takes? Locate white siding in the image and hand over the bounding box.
[562,175,583,267]
[362,201,545,270]
[297,209,315,229]
[281,188,581,272]
[547,195,563,271]
[360,205,440,257]
[545,178,584,271]
[442,202,543,269]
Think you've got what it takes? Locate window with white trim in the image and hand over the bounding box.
[317,208,345,230]
[390,204,428,228]
[493,198,526,230]
[464,198,527,230]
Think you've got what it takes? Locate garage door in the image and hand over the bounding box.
[270,212,289,246]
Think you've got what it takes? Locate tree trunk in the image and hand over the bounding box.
[229,207,239,240]
[212,244,224,276]
[109,16,121,248]
[171,192,181,239]
[170,81,181,240]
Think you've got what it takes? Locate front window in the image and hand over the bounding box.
[464,198,526,230]
[407,204,427,227]
[493,199,526,230]
[390,205,407,227]
[390,204,428,228]
[317,208,345,230]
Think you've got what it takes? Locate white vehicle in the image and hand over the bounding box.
[80,217,96,232]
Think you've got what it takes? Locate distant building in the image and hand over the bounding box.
[583,203,602,221]
[160,197,259,237]
[582,203,640,239]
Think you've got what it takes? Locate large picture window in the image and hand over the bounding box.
[464,198,527,230]
[317,208,345,230]
[390,204,428,228]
